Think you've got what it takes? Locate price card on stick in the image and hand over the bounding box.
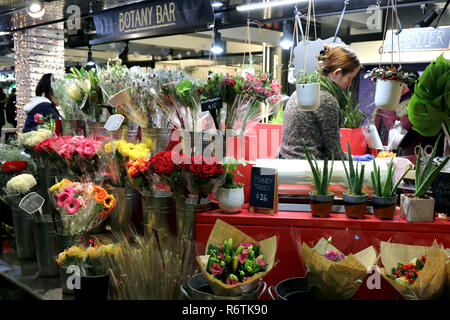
[104,114,125,131]
[249,167,278,215]
[19,192,45,217]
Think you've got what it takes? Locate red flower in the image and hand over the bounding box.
[1,161,28,173]
[188,164,202,176]
[210,263,225,275]
[200,164,216,178]
[214,164,223,176]
[226,277,238,285]
[150,155,175,176]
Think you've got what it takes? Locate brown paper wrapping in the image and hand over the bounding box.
[196,219,277,296]
[301,238,377,300]
[446,249,450,299]
[379,241,447,300]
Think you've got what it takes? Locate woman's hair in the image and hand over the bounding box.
[35,73,54,100]
[317,44,361,76]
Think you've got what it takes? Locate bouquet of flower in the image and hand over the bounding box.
[364,65,417,86]
[33,113,56,131]
[126,158,154,195]
[300,236,377,300]
[54,135,108,177]
[34,136,71,172]
[52,77,84,120]
[104,139,150,187]
[48,179,116,235]
[379,240,447,300]
[65,67,106,122]
[56,243,121,276]
[17,129,53,165]
[197,219,277,296]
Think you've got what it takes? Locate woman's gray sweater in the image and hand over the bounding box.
[279,90,347,160]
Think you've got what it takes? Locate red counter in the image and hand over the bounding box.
[195,205,450,300]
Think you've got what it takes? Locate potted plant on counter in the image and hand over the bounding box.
[339,142,368,219]
[400,135,450,222]
[365,65,417,110]
[217,157,250,213]
[302,139,335,218]
[295,69,320,111]
[371,158,411,220]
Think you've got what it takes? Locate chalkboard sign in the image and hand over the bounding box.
[249,167,278,215]
[201,97,222,112]
[432,172,450,216]
[19,192,45,214]
[104,114,125,131]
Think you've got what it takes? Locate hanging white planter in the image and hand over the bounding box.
[296,83,320,111]
[374,79,403,110]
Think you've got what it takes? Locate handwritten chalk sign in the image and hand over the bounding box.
[432,172,450,216]
[19,192,45,214]
[249,167,278,215]
[201,97,223,112]
[104,114,125,131]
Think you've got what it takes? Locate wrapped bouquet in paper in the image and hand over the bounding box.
[301,237,377,300]
[196,219,277,296]
[48,179,116,235]
[379,240,447,300]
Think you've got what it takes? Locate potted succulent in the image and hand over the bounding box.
[302,139,335,217]
[371,158,411,220]
[365,65,417,110]
[217,157,250,213]
[295,69,320,111]
[400,136,450,222]
[339,142,368,219]
[339,87,369,156]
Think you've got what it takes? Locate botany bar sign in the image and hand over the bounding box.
[91,0,214,44]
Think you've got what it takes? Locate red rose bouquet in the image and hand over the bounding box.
[1,161,28,173]
[34,136,71,172]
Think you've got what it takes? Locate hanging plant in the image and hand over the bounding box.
[295,69,321,111]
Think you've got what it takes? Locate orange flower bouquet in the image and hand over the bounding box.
[48,179,117,235]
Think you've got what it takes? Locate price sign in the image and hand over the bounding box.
[249,167,278,215]
[19,192,45,214]
[432,172,450,216]
[104,114,125,131]
[201,97,223,112]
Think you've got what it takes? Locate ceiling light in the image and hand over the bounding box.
[236,0,306,12]
[86,45,95,69]
[26,0,45,18]
[212,1,223,9]
[210,30,224,55]
[412,9,438,28]
[280,20,293,50]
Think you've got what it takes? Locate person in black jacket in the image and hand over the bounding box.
[22,73,60,133]
[0,88,6,134]
[5,88,16,127]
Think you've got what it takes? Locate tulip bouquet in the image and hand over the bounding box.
[104,139,150,187]
[48,179,116,235]
[56,243,121,276]
[65,67,106,122]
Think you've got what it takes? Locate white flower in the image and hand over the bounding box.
[78,79,91,95]
[18,129,53,148]
[66,82,82,102]
[6,174,37,195]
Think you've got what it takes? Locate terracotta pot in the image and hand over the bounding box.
[339,128,368,156]
[296,83,320,111]
[399,193,435,222]
[343,193,368,219]
[372,195,397,220]
[309,192,334,218]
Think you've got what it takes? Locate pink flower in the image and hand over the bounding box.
[257,258,266,269]
[63,196,81,215]
[226,277,238,285]
[63,187,76,195]
[324,250,345,262]
[261,73,268,81]
[242,277,252,283]
[34,113,43,124]
[239,242,253,249]
[57,192,71,206]
[219,253,225,261]
[238,253,247,264]
[77,196,86,209]
[76,143,96,159]
[210,263,225,275]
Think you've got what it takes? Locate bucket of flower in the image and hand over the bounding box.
[191,219,276,299]
[379,240,447,300]
[300,236,377,300]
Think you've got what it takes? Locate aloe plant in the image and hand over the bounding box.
[371,158,412,198]
[414,134,450,198]
[338,141,366,195]
[302,139,334,195]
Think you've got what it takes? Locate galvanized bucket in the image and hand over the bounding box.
[140,128,173,154]
[36,166,58,216]
[109,187,141,237]
[268,277,312,300]
[142,190,174,242]
[181,273,267,300]
[33,214,60,277]
[175,197,211,241]
[11,204,36,260]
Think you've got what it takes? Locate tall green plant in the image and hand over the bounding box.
[414,134,450,198]
[371,158,412,197]
[340,87,368,129]
[302,139,334,195]
[338,141,366,195]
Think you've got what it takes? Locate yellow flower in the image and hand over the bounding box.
[49,179,72,193]
[56,251,67,265]
[85,246,99,259]
[66,246,84,258]
[102,194,116,209]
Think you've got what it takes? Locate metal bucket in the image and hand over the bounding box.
[181,273,267,300]
[36,166,58,215]
[11,204,36,260]
[33,215,60,277]
[56,233,77,254]
[175,197,211,241]
[109,187,141,237]
[268,277,313,300]
[142,190,174,242]
[140,128,173,154]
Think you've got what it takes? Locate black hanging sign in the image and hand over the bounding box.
[249,167,278,215]
[201,97,222,112]
[432,172,450,216]
[91,0,214,45]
